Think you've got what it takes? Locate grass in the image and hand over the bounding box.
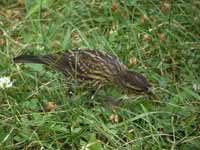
[0,0,200,149]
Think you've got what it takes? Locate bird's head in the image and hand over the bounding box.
[119,70,154,95]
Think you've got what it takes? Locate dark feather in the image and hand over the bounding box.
[13,50,153,95]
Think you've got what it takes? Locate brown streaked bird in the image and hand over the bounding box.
[13,49,154,95]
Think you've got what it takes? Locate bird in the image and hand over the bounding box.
[13,49,154,96]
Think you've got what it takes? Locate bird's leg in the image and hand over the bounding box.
[67,82,74,98]
[63,74,74,98]
[90,81,103,100]
[104,96,124,106]
[64,74,79,98]
[100,89,128,107]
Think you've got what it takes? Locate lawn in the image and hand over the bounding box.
[0,0,200,149]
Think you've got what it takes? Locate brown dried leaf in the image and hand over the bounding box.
[0,39,5,46]
[143,34,152,42]
[111,3,119,12]
[129,57,137,66]
[161,3,170,13]
[46,102,57,112]
[109,114,120,123]
[158,33,166,42]
[5,10,12,20]
[140,15,148,25]
[18,0,25,7]
[51,40,60,49]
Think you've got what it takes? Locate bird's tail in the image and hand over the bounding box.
[13,54,68,75]
[13,55,46,64]
[14,53,66,69]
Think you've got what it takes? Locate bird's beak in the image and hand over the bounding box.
[146,87,155,95]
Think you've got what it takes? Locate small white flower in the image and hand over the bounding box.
[109,29,117,35]
[80,142,98,150]
[80,145,90,150]
[193,83,200,91]
[36,45,45,51]
[148,28,153,32]
[0,76,13,89]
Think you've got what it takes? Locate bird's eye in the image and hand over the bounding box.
[144,87,149,91]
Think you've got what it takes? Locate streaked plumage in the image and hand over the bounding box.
[13,49,153,95]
